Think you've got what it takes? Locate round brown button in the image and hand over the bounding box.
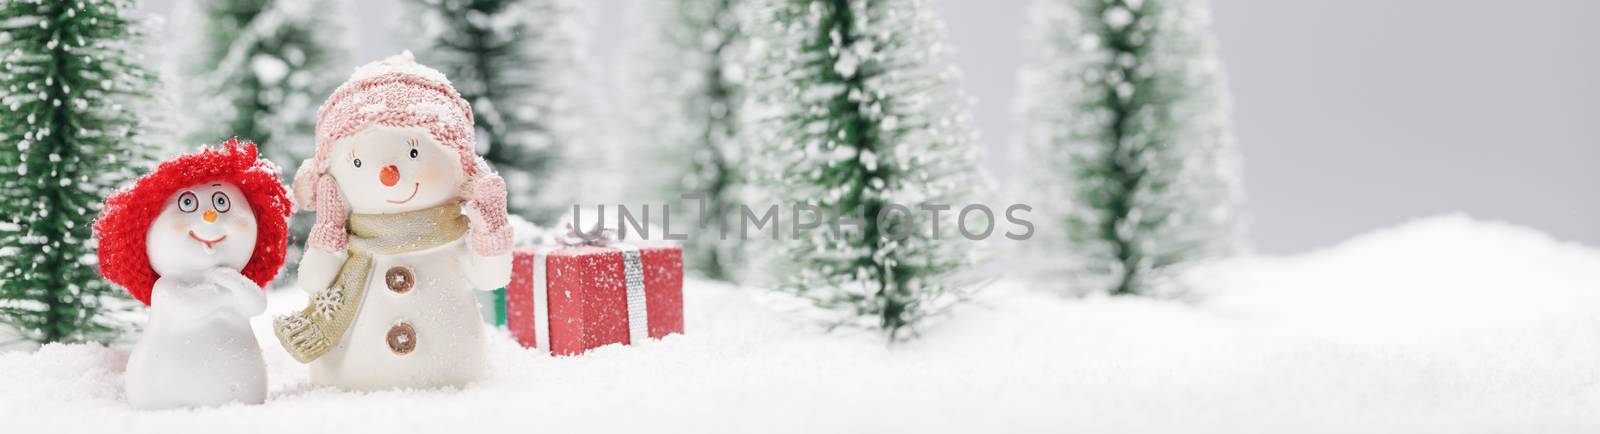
[385,266,415,294]
[386,322,416,355]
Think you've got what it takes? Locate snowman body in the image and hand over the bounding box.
[124,182,269,409]
[126,274,267,408]
[309,237,494,389]
[296,125,511,389]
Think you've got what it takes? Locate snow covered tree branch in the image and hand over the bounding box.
[0,0,162,343]
[746,0,988,341]
[178,0,348,172]
[1018,0,1246,296]
[623,0,749,281]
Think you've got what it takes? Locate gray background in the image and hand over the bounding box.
[141,0,1599,254]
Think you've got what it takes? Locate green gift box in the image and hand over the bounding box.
[476,287,507,327]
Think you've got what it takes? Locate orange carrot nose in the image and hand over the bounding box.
[203,209,218,223]
[380,165,400,187]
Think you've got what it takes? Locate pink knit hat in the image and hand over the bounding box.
[294,51,481,252]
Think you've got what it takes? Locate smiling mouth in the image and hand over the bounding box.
[188,231,226,249]
[386,182,421,204]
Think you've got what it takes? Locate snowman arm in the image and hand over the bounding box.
[460,173,512,291]
[460,248,512,291]
[295,247,348,295]
[208,268,267,316]
[148,277,211,314]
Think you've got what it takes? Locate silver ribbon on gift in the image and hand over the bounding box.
[529,221,650,352]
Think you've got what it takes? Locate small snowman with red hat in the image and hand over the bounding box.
[94,139,293,409]
[273,51,513,390]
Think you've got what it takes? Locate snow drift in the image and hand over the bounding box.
[2,214,1598,433]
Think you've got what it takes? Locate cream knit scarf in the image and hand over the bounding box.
[274,203,469,363]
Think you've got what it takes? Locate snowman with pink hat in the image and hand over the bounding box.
[274,51,512,390]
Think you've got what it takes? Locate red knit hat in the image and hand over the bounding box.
[94,139,293,305]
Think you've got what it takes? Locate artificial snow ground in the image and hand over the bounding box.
[3,214,1599,433]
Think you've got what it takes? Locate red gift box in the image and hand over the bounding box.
[506,243,684,356]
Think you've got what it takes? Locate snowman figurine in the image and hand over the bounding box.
[274,52,513,390]
[94,139,293,409]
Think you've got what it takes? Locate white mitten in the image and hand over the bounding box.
[296,247,348,295]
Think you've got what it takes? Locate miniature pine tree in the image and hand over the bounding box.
[623,0,748,280]
[1017,0,1245,296]
[0,0,160,343]
[179,0,347,171]
[748,0,987,341]
[409,0,590,224]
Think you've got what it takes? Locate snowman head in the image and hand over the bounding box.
[326,126,468,214]
[95,139,292,305]
[293,52,484,250]
[145,182,259,278]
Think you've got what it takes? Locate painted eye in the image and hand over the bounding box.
[178,192,198,212]
[409,148,419,159]
[353,158,363,168]
[212,192,232,213]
